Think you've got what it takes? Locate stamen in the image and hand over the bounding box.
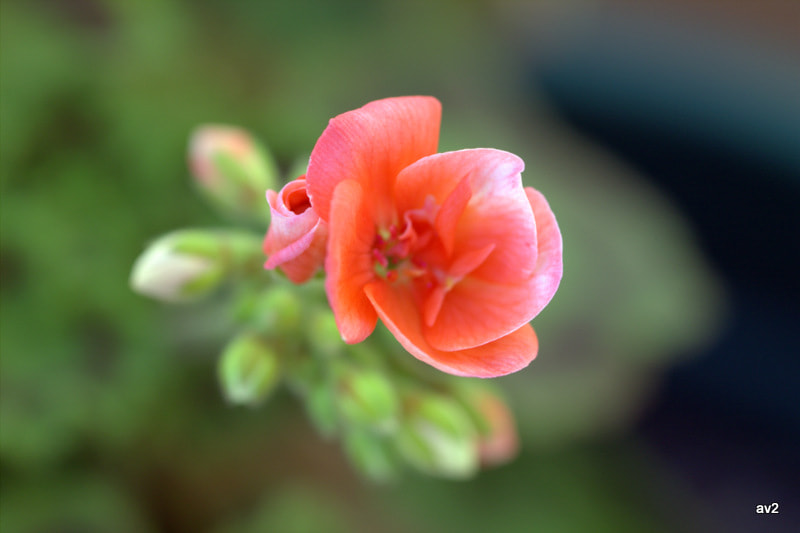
[372,248,389,268]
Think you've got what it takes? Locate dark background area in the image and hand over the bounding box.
[524,5,800,531]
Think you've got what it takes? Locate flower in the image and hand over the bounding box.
[263,177,328,283]
[306,96,562,377]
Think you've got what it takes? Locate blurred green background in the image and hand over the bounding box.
[4,1,796,532]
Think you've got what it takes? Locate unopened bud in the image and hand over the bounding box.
[130,231,224,302]
[461,387,519,467]
[218,333,280,406]
[336,368,398,433]
[251,285,302,333]
[189,125,278,220]
[131,229,263,302]
[396,394,479,479]
[304,377,338,438]
[309,310,344,358]
[343,428,397,482]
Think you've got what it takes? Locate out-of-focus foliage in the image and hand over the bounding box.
[1,1,723,531]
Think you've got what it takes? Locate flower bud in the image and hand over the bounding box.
[218,333,280,407]
[395,394,479,479]
[343,427,397,482]
[263,177,327,283]
[304,377,338,438]
[189,125,278,221]
[130,229,263,302]
[130,231,225,302]
[463,388,519,467]
[308,310,344,358]
[250,285,302,333]
[336,368,398,433]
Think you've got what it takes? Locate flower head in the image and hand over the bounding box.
[304,97,562,377]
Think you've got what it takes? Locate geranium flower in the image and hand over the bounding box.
[306,96,562,377]
[263,177,328,283]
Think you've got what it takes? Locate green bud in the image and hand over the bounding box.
[337,368,398,433]
[189,125,279,221]
[343,428,397,483]
[395,394,479,479]
[304,377,338,438]
[130,230,225,302]
[308,310,344,358]
[173,229,263,276]
[218,333,281,407]
[251,285,302,333]
[130,229,264,302]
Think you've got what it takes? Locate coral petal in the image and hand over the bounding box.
[365,281,538,378]
[307,96,441,224]
[435,176,472,256]
[423,188,563,351]
[325,179,378,343]
[525,186,564,311]
[264,219,328,283]
[453,154,536,284]
[263,179,327,283]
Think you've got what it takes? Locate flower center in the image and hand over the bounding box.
[286,188,312,214]
[369,196,496,326]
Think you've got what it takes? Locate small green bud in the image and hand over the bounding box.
[130,231,225,302]
[251,285,302,333]
[395,394,479,479]
[308,310,344,358]
[130,229,263,302]
[189,125,279,221]
[343,428,397,483]
[304,378,338,438]
[218,333,280,407]
[337,368,399,433]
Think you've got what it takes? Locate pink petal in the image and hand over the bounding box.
[450,152,536,284]
[525,186,563,311]
[263,179,327,283]
[393,149,534,283]
[324,179,379,343]
[267,219,328,283]
[306,96,441,226]
[423,187,563,351]
[365,280,538,378]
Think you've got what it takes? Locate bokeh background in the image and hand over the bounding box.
[2,1,798,532]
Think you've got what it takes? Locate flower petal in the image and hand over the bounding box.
[263,179,328,283]
[307,96,441,225]
[325,179,379,343]
[525,186,563,310]
[365,281,538,378]
[423,187,563,351]
[265,219,328,283]
[393,149,533,281]
[451,153,536,284]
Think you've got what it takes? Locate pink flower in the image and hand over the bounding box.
[306,96,563,377]
[263,176,328,283]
